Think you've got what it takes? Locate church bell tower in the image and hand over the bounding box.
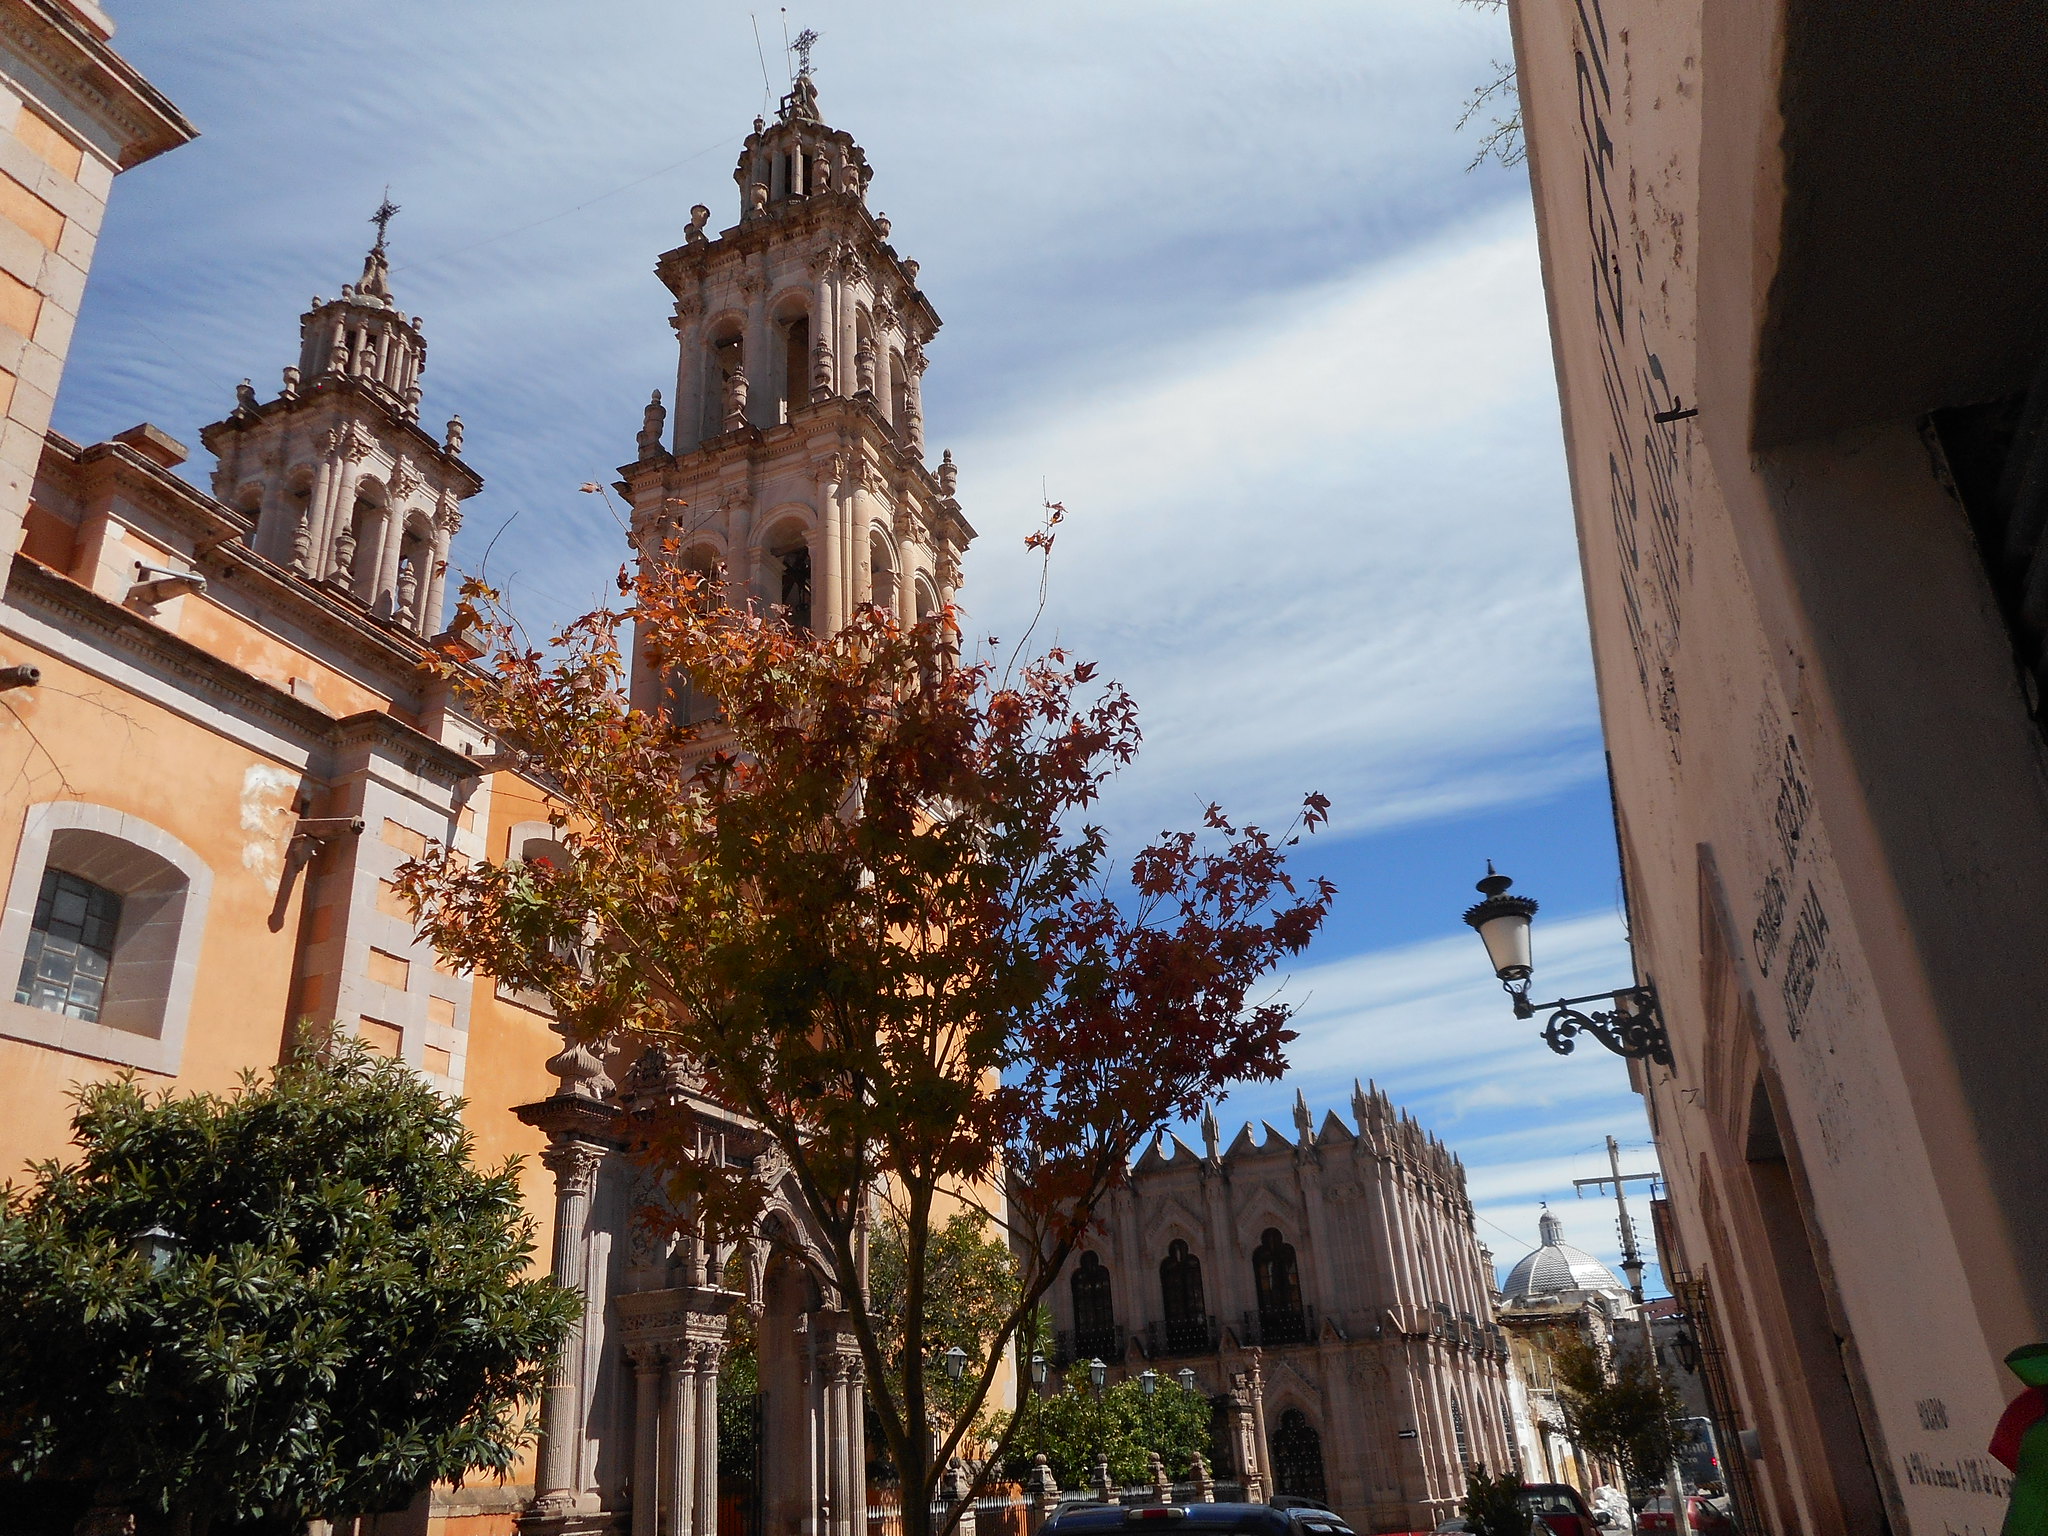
[621,61,973,703]
[199,203,482,639]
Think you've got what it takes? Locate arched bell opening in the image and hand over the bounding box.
[867,528,897,616]
[762,518,813,632]
[772,295,811,424]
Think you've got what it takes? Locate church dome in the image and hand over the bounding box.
[1500,1209,1627,1302]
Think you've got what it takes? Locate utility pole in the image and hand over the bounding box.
[1574,1135,1659,1302]
[1575,1136,1688,1512]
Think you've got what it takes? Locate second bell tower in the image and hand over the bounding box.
[621,64,972,702]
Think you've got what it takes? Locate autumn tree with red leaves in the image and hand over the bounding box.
[396,542,1333,1536]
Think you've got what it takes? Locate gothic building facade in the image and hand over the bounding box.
[1043,1086,1517,1536]
[511,68,977,1536]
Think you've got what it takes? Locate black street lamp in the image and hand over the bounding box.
[130,1224,182,1274]
[944,1345,968,1382]
[1176,1367,1197,1393]
[1461,864,1672,1066]
[1031,1352,1048,1389]
[1088,1358,1107,1399]
[1139,1368,1158,1397]
[1671,1327,1702,1375]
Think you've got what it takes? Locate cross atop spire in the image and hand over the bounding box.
[369,189,400,253]
[791,27,819,77]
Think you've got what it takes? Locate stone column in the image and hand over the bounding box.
[424,518,455,635]
[846,1353,868,1536]
[813,260,837,403]
[303,455,336,575]
[370,504,403,612]
[667,1348,699,1536]
[1246,1350,1273,1499]
[823,1354,847,1536]
[694,1342,722,1536]
[817,456,844,637]
[532,1138,605,1515]
[674,301,705,450]
[631,1344,665,1536]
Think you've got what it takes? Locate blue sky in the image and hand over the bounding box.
[60,2,1661,1287]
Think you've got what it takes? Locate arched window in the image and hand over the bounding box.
[889,350,910,431]
[869,529,897,615]
[0,802,212,1074]
[1070,1251,1117,1359]
[707,327,747,436]
[1159,1240,1209,1351]
[1253,1228,1306,1344]
[779,544,813,631]
[1270,1409,1326,1501]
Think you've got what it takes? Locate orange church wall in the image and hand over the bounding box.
[0,628,308,1183]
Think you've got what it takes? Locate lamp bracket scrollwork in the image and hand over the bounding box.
[1507,981,1671,1066]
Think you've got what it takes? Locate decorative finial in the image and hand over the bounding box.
[792,27,820,76]
[370,188,400,253]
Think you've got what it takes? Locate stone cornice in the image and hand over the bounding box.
[197,378,483,498]
[5,554,484,787]
[47,433,453,689]
[655,195,942,341]
[0,1,195,167]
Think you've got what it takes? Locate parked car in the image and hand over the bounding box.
[1637,1493,1733,1533]
[1041,1504,1354,1536]
[1518,1483,1602,1536]
[1431,1516,1547,1534]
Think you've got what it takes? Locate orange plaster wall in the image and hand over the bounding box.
[0,635,308,1182]
[173,595,394,720]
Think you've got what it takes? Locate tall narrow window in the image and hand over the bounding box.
[1071,1251,1117,1359]
[783,314,810,420]
[1159,1240,1208,1351]
[1253,1228,1306,1344]
[16,869,120,1022]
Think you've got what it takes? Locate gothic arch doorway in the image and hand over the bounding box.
[1270,1408,1327,1502]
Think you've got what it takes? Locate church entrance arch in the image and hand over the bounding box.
[758,1232,824,1536]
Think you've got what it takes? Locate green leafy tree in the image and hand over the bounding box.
[1461,1463,1531,1536]
[868,1210,1021,1451]
[1020,1378,1212,1491]
[1550,1333,1687,1503]
[0,1043,578,1533]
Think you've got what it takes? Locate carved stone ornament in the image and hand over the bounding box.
[686,203,711,246]
[872,299,897,332]
[675,294,706,322]
[341,425,373,462]
[317,425,343,458]
[438,500,464,535]
[389,457,423,499]
[540,1137,604,1200]
[838,159,862,195]
[545,1020,615,1101]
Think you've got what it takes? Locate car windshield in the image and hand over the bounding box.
[1522,1490,1582,1513]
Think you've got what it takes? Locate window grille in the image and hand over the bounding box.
[16,869,120,1022]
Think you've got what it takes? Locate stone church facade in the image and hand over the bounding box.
[1045,1085,1517,1535]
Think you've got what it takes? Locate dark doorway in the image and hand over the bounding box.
[1270,1408,1327,1501]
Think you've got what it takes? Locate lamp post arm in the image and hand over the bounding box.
[1525,983,1672,1067]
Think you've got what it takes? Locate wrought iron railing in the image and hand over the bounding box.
[1240,1304,1313,1346]
[1145,1315,1221,1356]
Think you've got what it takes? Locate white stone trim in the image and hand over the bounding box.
[0,801,212,1074]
